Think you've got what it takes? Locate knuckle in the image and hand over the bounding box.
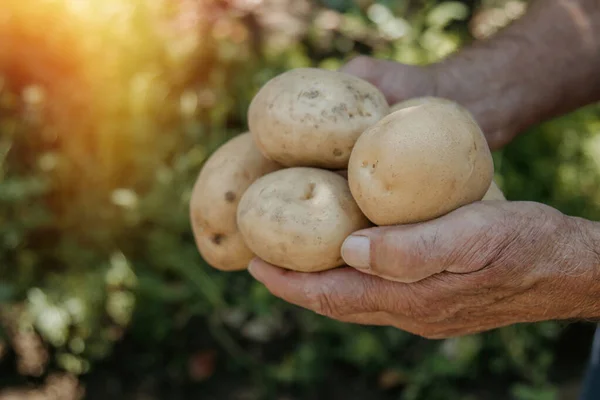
[376,231,427,272]
[306,287,341,318]
[376,227,454,282]
[447,208,511,273]
[305,276,384,318]
[402,292,433,322]
[317,295,342,318]
[305,275,385,319]
[401,279,460,324]
[358,278,386,312]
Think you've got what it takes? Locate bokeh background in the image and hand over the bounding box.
[1,0,600,399]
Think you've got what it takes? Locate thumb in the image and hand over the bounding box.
[340,204,500,283]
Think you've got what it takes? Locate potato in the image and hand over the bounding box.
[389,96,454,114]
[237,167,371,272]
[482,180,506,201]
[190,132,282,271]
[348,100,494,225]
[248,68,389,169]
[334,169,348,179]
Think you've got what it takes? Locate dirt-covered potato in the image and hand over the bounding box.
[482,180,506,201]
[248,68,389,169]
[190,132,282,271]
[348,100,494,225]
[237,167,371,272]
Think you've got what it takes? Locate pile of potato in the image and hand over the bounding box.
[190,68,505,273]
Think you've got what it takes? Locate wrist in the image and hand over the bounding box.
[339,56,439,107]
[428,0,600,151]
[427,56,524,151]
[560,216,600,320]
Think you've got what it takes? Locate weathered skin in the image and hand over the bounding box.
[248,68,389,169]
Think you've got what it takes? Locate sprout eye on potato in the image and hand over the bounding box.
[248,67,389,169]
[190,132,282,271]
[237,167,371,272]
[348,100,494,226]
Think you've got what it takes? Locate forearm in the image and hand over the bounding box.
[563,215,600,320]
[431,0,600,149]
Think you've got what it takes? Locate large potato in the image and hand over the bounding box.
[482,180,506,201]
[237,167,371,272]
[393,98,506,203]
[190,132,282,271]
[248,68,389,169]
[348,100,494,225]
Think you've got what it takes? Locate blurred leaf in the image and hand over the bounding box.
[427,2,470,28]
[511,384,559,400]
[0,284,15,303]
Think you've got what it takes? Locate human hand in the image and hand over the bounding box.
[339,56,438,108]
[247,201,600,338]
[340,56,518,151]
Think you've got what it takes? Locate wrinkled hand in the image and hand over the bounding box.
[339,56,437,108]
[340,56,516,150]
[248,201,600,339]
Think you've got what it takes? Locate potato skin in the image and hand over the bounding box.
[389,96,454,114]
[482,180,506,201]
[190,132,282,271]
[348,101,494,225]
[248,68,389,169]
[237,167,371,272]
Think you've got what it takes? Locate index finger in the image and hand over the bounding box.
[247,258,401,319]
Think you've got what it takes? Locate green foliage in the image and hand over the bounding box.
[0,0,597,399]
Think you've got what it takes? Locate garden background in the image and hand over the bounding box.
[1,0,600,399]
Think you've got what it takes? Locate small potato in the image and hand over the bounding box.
[190,132,282,271]
[389,96,454,114]
[348,100,494,225]
[482,180,506,201]
[237,167,371,272]
[248,68,389,169]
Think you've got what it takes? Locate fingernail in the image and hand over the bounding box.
[341,235,371,269]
